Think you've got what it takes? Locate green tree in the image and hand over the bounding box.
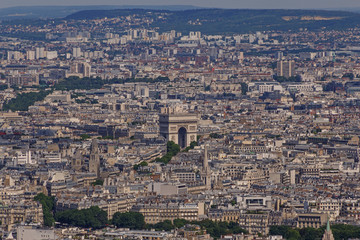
[173,218,189,228]
[3,90,51,111]
[34,193,55,227]
[299,227,322,240]
[80,134,91,140]
[133,161,149,171]
[91,179,104,186]
[154,141,181,164]
[183,141,198,152]
[112,212,145,229]
[153,220,174,231]
[167,141,180,155]
[55,206,108,229]
[209,133,223,139]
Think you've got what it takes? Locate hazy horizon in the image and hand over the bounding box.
[2,0,360,10]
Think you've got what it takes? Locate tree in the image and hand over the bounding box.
[183,141,198,152]
[167,141,180,155]
[34,193,55,227]
[55,206,108,229]
[153,220,174,231]
[138,218,247,237]
[174,218,189,228]
[331,224,360,240]
[80,134,91,140]
[299,227,322,240]
[112,212,145,229]
[209,133,223,139]
[155,141,181,164]
[3,90,52,111]
[134,161,148,171]
[91,179,104,186]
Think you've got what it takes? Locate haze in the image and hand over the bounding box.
[2,0,360,9]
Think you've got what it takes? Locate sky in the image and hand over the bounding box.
[2,0,360,9]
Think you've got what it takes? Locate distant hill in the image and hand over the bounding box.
[0,5,203,20]
[66,8,360,34]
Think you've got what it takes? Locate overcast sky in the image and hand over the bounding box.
[2,0,360,9]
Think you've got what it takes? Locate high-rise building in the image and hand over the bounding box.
[26,50,35,60]
[276,51,284,60]
[82,62,91,77]
[70,62,91,77]
[170,30,176,38]
[72,47,82,58]
[277,60,295,78]
[35,47,45,59]
[7,51,21,61]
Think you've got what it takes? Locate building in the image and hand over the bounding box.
[46,51,58,60]
[7,51,21,61]
[159,108,198,148]
[72,47,82,58]
[35,47,45,59]
[131,203,204,224]
[322,221,335,240]
[341,200,360,220]
[147,182,188,195]
[17,225,56,240]
[26,50,35,60]
[238,212,269,235]
[16,150,34,165]
[104,230,174,240]
[56,195,135,219]
[208,208,241,222]
[277,60,295,78]
[89,139,100,177]
[201,145,212,190]
[296,213,327,228]
[0,201,43,229]
[236,196,272,210]
[70,62,91,77]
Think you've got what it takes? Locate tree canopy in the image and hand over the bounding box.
[3,90,51,111]
[269,224,360,240]
[34,193,55,227]
[146,218,247,238]
[154,141,180,164]
[55,206,108,229]
[112,212,145,229]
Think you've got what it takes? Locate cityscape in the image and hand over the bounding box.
[0,4,360,240]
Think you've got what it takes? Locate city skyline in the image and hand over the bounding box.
[2,0,360,10]
[1,1,360,239]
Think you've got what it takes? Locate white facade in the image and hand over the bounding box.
[17,226,56,240]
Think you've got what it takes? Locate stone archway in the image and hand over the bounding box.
[178,127,187,148]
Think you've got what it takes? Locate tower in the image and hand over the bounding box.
[89,139,100,177]
[322,220,334,240]
[277,60,295,78]
[202,145,211,190]
[72,149,83,171]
